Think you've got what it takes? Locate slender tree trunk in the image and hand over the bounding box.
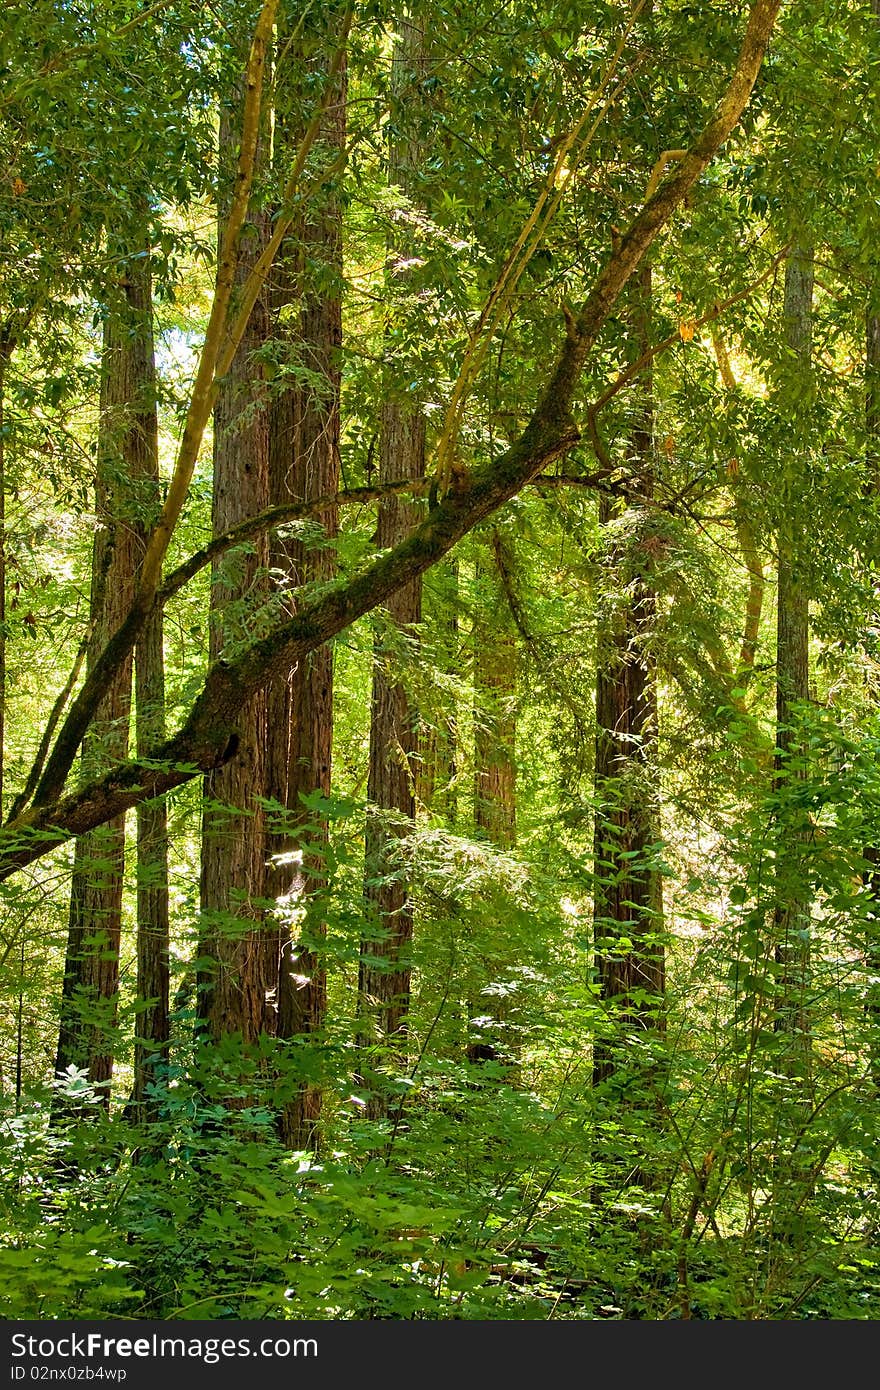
[127,244,169,1123]
[863,69,880,1081]
[267,43,346,1150]
[132,607,169,1122]
[473,535,517,849]
[358,408,425,1041]
[198,107,273,1049]
[54,252,147,1100]
[357,13,427,1087]
[417,558,459,823]
[773,243,813,1074]
[0,338,8,818]
[592,262,664,1090]
[467,530,517,1064]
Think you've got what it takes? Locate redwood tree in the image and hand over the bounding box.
[267,30,347,1149]
[197,100,274,1049]
[358,11,428,1073]
[54,239,152,1098]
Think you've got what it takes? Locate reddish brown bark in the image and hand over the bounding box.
[267,45,346,1149]
[592,263,664,1089]
[55,248,152,1097]
[198,107,274,1048]
[773,244,814,1070]
[359,404,425,1047]
[473,536,517,850]
[127,248,170,1124]
[358,15,427,1080]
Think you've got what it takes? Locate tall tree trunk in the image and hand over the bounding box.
[267,41,346,1151]
[863,16,880,1081]
[473,534,517,849]
[592,262,664,1091]
[467,530,517,1064]
[0,337,8,818]
[132,606,169,1122]
[54,249,147,1101]
[358,410,425,1042]
[773,243,813,1074]
[357,12,427,1086]
[198,106,273,1049]
[864,284,880,1088]
[128,244,169,1123]
[417,558,459,824]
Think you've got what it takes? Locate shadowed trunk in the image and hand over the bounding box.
[267,40,346,1150]
[863,16,880,1083]
[120,247,170,1125]
[467,530,517,1064]
[358,12,427,1099]
[54,245,149,1101]
[773,243,813,1076]
[417,558,459,823]
[359,407,425,1044]
[592,262,664,1091]
[198,104,273,1049]
[473,535,517,849]
[0,338,8,817]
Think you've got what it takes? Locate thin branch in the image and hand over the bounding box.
[137,0,281,598]
[6,628,91,825]
[156,471,613,610]
[709,324,766,674]
[589,243,791,419]
[434,8,648,487]
[157,481,429,607]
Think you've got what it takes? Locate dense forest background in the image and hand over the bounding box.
[1,0,879,1321]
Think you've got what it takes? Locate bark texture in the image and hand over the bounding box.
[773,243,813,1070]
[358,12,427,1070]
[592,263,664,1089]
[198,105,273,1048]
[127,250,170,1124]
[55,248,152,1097]
[267,39,346,1149]
[473,535,517,849]
[359,405,425,1043]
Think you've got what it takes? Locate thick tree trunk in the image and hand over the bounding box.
[592,263,664,1090]
[54,252,148,1100]
[267,44,346,1151]
[358,13,427,1086]
[773,244,813,1073]
[198,107,273,1048]
[114,248,170,1125]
